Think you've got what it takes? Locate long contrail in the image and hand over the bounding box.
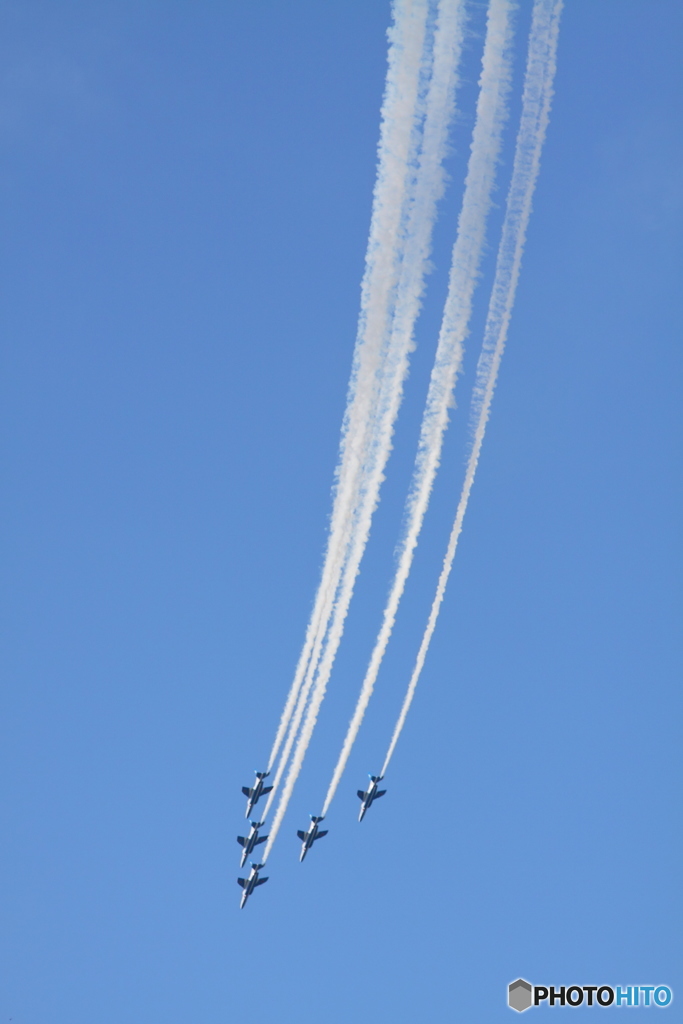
[380,0,564,779]
[321,0,516,818]
[260,0,434,823]
[263,0,432,785]
[262,0,468,856]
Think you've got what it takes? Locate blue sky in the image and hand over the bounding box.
[0,2,681,1021]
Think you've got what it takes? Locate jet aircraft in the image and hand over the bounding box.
[297,815,328,862]
[237,821,268,868]
[357,775,386,821]
[237,862,268,909]
[242,771,272,818]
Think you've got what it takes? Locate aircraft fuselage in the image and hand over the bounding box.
[237,863,268,909]
[297,816,328,861]
[242,772,273,818]
[237,821,268,868]
[357,775,386,821]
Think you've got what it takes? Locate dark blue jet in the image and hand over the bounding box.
[237,820,268,868]
[242,771,273,818]
[297,815,328,862]
[357,775,386,821]
[237,862,268,909]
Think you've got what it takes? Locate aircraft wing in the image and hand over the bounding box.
[315,830,328,840]
[297,830,307,841]
[254,877,269,886]
[261,786,273,796]
[255,835,267,845]
[357,790,367,800]
[237,878,246,888]
[376,790,387,799]
[237,837,246,847]
[242,786,252,797]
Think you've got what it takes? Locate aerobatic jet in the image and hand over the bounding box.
[241,771,272,818]
[357,775,386,821]
[297,815,328,862]
[236,821,268,868]
[237,862,268,909]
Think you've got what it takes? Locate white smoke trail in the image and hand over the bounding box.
[381,0,563,779]
[262,0,468,856]
[264,0,432,782]
[322,0,516,817]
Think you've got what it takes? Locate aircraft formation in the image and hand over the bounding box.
[236,771,385,907]
[234,0,562,908]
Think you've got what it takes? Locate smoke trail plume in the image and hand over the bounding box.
[262,0,468,855]
[264,0,432,783]
[322,0,516,817]
[381,0,563,779]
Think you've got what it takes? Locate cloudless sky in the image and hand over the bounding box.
[1,2,681,1021]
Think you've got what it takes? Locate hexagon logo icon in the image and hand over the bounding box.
[508,978,533,1012]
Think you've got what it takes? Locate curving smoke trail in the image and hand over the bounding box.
[322,0,516,818]
[380,0,564,779]
[263,0,433,788]
[262,0,468,855]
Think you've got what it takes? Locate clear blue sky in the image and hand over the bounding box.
[1,2,680,1021]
